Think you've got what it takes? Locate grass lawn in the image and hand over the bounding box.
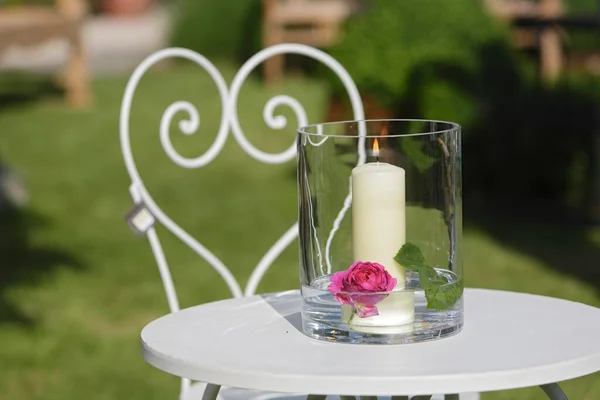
[0,63,598,400]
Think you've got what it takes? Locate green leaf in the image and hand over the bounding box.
[425,280,464,311]
[417,265,435,287]
[419,265,449,290]
[395,242,463,310]
[394,243,426,271]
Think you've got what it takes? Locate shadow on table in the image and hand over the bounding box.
[261,291,303,333]
[0,204,83,326]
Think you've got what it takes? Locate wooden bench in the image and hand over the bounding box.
[0,0,91,107]
[262,0,361,84]
[484,0,564,81]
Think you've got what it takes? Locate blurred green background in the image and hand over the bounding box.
[0,0,599,399]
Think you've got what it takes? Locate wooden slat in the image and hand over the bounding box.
[484,0,542,20]
[54,0,88,18]
[276,25,340,47]
[0,7,71,29]
[0,8,79,52]
[270,2,352,24]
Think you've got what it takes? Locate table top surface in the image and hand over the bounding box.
[141,288,600,396]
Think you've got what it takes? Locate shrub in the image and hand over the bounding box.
[324,0,600,218]
[327,0,507,109]
[565,0,597,13]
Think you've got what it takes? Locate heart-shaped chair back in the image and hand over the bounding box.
[119,43,366,399]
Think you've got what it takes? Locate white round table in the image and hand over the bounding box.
[141,288,600,399]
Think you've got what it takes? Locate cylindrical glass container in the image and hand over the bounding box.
[297,119,463,344]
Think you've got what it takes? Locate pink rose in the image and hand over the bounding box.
[327,261,397,318]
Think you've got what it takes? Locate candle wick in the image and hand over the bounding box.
[376,155,379,163]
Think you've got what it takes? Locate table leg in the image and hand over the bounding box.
[201,383,221,400]
[540,383,569,400]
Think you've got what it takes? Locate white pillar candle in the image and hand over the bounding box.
[346,151,415,329]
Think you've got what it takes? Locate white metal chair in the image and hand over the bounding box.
[120,44,480,400]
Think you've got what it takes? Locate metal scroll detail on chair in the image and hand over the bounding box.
[120,44,365,311]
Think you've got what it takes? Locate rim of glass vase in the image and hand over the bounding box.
[297,118,461,138]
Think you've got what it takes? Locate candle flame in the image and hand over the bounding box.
[373,138,380,159]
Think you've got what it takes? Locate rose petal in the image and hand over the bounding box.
[327,270,348,293]
[386,276,398,291]
[333,292,352,305]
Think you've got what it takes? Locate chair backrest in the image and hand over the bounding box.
[120,46,366,398]
[120,44,365,315]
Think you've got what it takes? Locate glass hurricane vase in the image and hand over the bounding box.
[297,119,463,344]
